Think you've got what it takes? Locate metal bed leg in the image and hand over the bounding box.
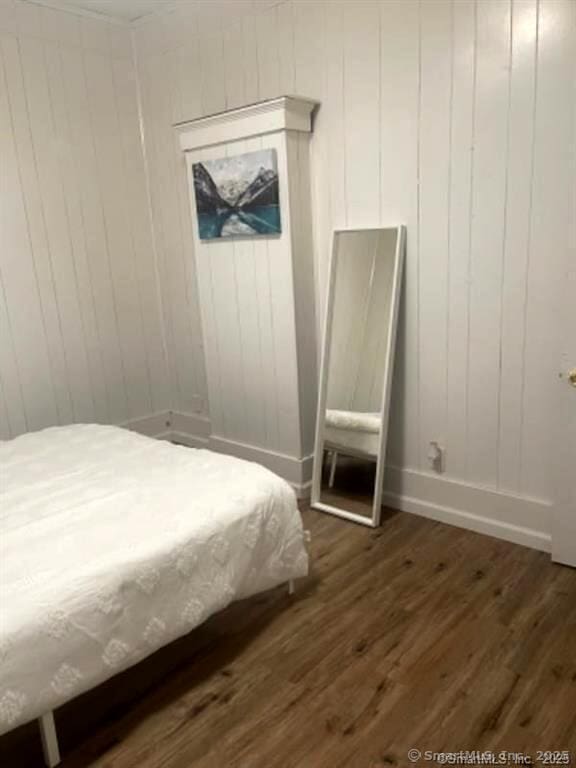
[288,579,295,595]
[328,451,338,488]
[39,711,60,767]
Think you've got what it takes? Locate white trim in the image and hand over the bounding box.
[170,409,211,449]
[372,226,405,525]
[313,502,377,528]
[118,410,312,494]
[550,127,576,564]
[385,465,551,535]
[383,490,550,553]
[208,434,313,496]
[120,411,171,438]
[311,226,405,527]
[171,430,312,497]
[176,97,318,152]
[383,465,551,552]
[163,411,313,495]
[171,432,209,449]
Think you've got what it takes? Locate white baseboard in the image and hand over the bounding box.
[124,411,311,495]
[208,434,313,497]
[121,411,172,438]
[383,466,551,552]
[166,412,314,493]
[170,410,210,447]
[122,411,552,552]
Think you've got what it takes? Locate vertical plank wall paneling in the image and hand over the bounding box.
[0,0,170,438]
[498,0,538,494]
[342,1,380,228]
[134,0,574,508]
[186,132,305,459]
[417,0,452,472]
[292,0,327,347]
[466,0,511,488]
[255,5,280,100]
[137,43,206,418]
[379,0,419,471]
[446,0,476,482]
[521,0,574,500]
[225,138,267,448]
[0,31,57,434]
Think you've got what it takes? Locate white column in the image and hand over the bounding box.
[177,97,319,493]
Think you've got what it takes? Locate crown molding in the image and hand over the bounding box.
[21,0,286,30]
[176,96,319,153]
[22,0,130,26]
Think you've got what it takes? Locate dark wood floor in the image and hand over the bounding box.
[2,506,576,767]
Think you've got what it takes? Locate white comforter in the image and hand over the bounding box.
[0,425,308,735]
[325,410,381,434]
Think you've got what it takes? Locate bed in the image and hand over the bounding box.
[0,424,308,764]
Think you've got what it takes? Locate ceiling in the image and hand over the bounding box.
[43,0,281,23]
[46,0,177,22]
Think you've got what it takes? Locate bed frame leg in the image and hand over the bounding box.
[39,711,60,767]
[288,579,295,595]
[328,451,338,488]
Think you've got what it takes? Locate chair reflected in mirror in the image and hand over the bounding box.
[311,227,405,527]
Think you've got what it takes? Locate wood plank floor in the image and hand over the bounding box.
[2,506,575,767]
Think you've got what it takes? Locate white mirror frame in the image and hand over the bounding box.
[311,225,406,527]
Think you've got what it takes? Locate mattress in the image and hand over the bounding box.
[0,425,308,735]
[325,410,381,433]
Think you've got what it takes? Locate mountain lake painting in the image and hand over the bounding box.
[192,149,281,240]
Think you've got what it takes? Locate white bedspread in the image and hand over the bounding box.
[0,425,308,735]
[325,409,381,434]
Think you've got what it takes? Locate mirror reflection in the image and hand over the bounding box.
[312,227,404,526]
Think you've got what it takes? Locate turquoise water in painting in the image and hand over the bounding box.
[198,205,281,240]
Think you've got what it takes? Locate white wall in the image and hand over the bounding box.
[132,0,574,516]
[132,11,209,420]
[0,0,169,438]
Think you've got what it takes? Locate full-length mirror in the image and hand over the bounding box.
[311,227,405,526]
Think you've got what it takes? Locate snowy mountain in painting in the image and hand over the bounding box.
[192,149,281,240]
[236,167,279,208]
[192,163,231,214]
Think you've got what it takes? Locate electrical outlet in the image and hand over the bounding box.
[427,441,445,473]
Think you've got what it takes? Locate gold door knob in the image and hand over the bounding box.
[569,368,576,387]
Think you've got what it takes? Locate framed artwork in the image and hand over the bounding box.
[192,148,281,240]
